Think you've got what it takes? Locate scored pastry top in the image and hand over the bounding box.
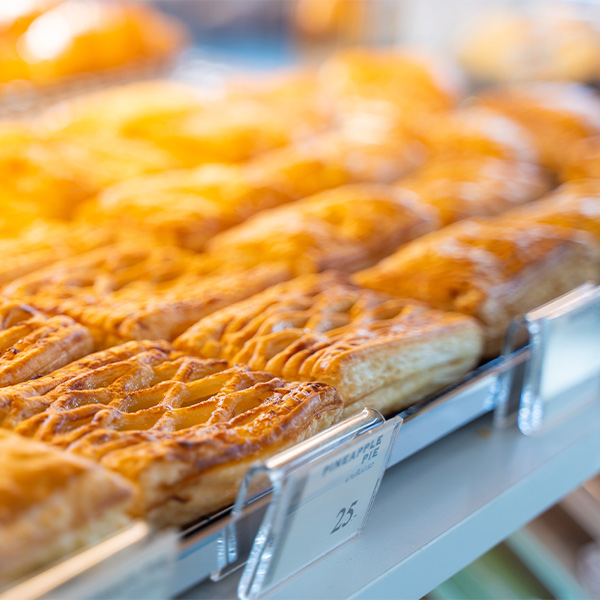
[5,340,342,524]
[0,299,93,389]
[175,271,484,409]
[206,184,441,275]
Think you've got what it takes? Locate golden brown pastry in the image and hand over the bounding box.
[476,83,600,170]
[77,164,294,251]
[2,1,186,85]
[0,300,92,388]
[356,218,600,355]
[205,184,441,275]
[7,341,342,526]
[457,9,600,84]
[175,272,484,417]
[0,220,132,287]
[414,107,538,163]
[40,79,205,138]
[4,241,291,348]
[0,429,133,585]
[398,156,551,225]
[507,180,600,245]
[560,136,600,181]
[320,48,464,121]
[0,122,176,220]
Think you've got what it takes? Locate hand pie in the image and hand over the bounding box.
[398,156,551,225]
[205,184,441,275]
[476,83,600,170]
[8,341,342,526]
[414,107,538,163]
[77,164,293,251]
[0,429,133,585]
[0,220,131,287]
[320,48,464,119]
[175,272,484,417]
[4,241,291,348]
[5,1,186,85]
[0,300,92,388]
[40,79,205,138]
[356,218,600,355]
[507,180,600,245]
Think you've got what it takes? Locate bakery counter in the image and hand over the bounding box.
[182,397,600,600]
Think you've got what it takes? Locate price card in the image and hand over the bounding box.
[495,284,600,434]
[221,409,401,600]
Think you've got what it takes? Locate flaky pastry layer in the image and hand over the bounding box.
[6,341,342,526]
[175,272,484,415]
[356,217,600,355]
[0,300,93,388]
[0,430,133,585]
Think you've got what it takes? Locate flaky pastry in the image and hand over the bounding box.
[4,242,291,347]
[356,218,600,355]
[77,163,293,251]
[476,83,600,170]
[398,156,551,225]
[8,341,342,526]
[507,180,600,246]
[0,429,133,585]
[206,184,441,275]
[175,272,484,417]
[0,300,93,388]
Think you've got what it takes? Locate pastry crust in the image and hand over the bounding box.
[477,83,600,170]
[206,184,441,275]
[0,300,93,388]
[175,272,484,416]
[5,242,292,348]
[8,342,342,526]
[77,163,294,251]
[507,180,600,244]
[415,107,538,163]
[0,429,133,585]
[398,156,551,225]
[356,218,600,355]
[560,136,600,181]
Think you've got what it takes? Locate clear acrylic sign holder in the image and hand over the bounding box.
[495,283,600,435]
[213,408,402,600]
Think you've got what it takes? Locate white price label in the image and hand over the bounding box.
[269,423,395,584]
[238,416,400,599]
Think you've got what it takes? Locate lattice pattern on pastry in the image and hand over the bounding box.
[175,272,484,416]
[0,299,93,388]
[7,340,342,525]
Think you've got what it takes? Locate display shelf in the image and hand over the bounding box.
[181,397,600,600]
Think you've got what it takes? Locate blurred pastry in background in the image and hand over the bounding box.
[457,9,600,84]
[475,83,600,171]
[319,47,465,123]
[560,136,600,181]
[205,184,440,275]
[0,0,187,86]
[398,157,551,225]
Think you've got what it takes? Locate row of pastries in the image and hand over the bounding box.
[1,47,600,587]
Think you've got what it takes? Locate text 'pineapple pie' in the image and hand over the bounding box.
[0,300,92,388]
[397,156,551,225]
[4,341,342,526]
[206,184,441,275]
[175,272,484,417]
[4,241,291,348]
[356,217,600,355]
[0,429,133,586]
